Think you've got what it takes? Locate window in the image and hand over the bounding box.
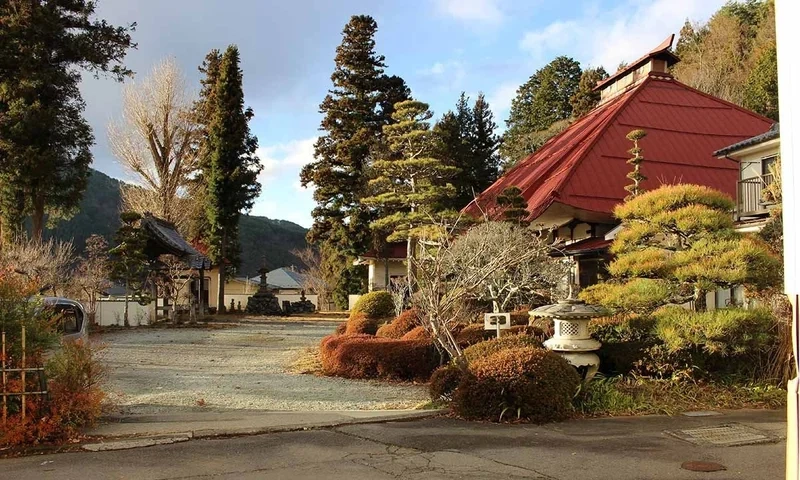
[762,155,777,177]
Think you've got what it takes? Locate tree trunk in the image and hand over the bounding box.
[694,286,708,312]
[384,258,389,291]
[406,236,414,289]
[123,280,130,327]
[217,234,226,314]
[31,194,45,242]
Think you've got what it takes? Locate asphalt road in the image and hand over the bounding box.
[1,410,786,479]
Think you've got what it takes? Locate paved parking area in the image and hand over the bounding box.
[97,320,428,414]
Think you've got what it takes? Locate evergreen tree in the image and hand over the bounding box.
[744,45,778,120]
[624,129,648,200]
[434,93,500,210]
[202,45,262,313]
[501,56,581,167]
[570,67,609,118]
[581,185,780,313]
[496,186,529,226]
[299,15,409,308]
[0,0,135,244]
[363,99,459,284]
[109,212,150,327]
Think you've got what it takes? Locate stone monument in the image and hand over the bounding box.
[245,264,282,315]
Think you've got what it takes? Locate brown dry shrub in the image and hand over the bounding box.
[402,326,430,340]
[320,335,439,381]
[334,322,347,335]
[453,347,580,423]
[345,313,379,335]
[462,335,543,365]
[455,324,492,347]
[429,364,464,401]
[376,308,420,339]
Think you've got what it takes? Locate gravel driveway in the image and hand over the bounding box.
[98,320,429,414]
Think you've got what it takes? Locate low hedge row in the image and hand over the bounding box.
[320,334,439,381]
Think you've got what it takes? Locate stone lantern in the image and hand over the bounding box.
[530,299,608,381]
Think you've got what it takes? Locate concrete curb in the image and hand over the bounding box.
[79,410,444,452]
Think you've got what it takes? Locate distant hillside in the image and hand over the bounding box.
[44,168,308,274]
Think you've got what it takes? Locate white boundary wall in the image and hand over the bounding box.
[96,299,152,326]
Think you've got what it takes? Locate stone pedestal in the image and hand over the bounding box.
[245,266,282,315]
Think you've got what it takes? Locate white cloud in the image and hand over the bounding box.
[435,0,504,25]
[488,81,520,121]
[519,21,580,61]
[418,60,468,91]
[517,0,723,72]
[255,137,316,184]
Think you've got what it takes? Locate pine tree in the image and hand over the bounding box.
[109,212,150,327]
[624,129,648,200]
[0,0,135,244]
[434,93,500,210]
[501,56,581,167]
[744,45,778,120]
[570,67,609,118]
[496,186,529,226]
[581,185,780,313]
[363,99,459,284]
[299,15,409,308]
[202,45,262,313]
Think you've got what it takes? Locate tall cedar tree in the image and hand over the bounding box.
[569,67,609,118]
[109,212,150,327]
[363,99,459,285]
[434,93,500,210]
[501,56,581,168]
[202,46,262,313]
[300,15,410,308]
[0,0,135,244]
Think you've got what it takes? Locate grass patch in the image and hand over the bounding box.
[289,347,323,375]
[574,376,786,417]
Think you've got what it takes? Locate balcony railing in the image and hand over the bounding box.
[737,173,775,218]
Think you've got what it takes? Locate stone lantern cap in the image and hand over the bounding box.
[530,299,609,319]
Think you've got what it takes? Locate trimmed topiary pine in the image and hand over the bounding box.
[351,291,396,319]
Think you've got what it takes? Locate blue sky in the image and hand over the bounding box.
[80,0,725,228]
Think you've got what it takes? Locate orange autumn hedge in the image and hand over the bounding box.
[320,334,439,381]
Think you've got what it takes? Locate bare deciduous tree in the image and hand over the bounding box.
[291,247,329,311]
[73,235,112,325]
[411,219,566,365]
[0,239,75,295]
[109,57,199,233]
[151,254,196,323]
[447,222,568,313]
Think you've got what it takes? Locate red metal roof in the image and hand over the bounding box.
[464,74,773,222]
[563,237,613,255]
[361,242,407,260]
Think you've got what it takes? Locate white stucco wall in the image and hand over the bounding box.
[367,260,406,291]
[96,299,153,326]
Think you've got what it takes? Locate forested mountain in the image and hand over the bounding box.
[42,168,307,276]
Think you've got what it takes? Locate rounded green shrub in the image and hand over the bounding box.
[462,335,543,365]
[351,291,395,319]
[453,347,580,423]
[429,364,464,401]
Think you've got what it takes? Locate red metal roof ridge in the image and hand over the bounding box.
[594,34,678,91]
